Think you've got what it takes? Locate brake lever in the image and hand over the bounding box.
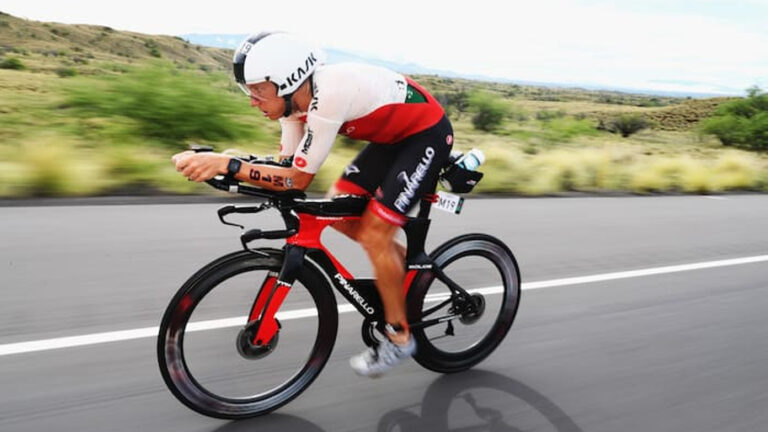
[217,203,273,229]
[217,205,244,229]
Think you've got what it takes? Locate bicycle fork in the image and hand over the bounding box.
[245,246,306,349]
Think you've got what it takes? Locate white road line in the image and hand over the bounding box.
[1,254,767,357]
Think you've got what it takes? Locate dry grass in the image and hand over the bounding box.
[1,11,765,198]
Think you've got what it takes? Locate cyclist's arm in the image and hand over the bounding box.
[238,114,340,190]
[232,161,314,191]
[291,114,343,174]
[279,117,304,161]
[173,113,340,190]
[172,151,313,191]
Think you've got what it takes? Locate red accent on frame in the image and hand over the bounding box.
[403,269,418,295]
[422,194,439,203]
[252,282,291,345]
[286,213,357,279]
[334,178,372,197]
[249,276,277,322]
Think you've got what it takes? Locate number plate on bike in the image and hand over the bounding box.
[434,191,465,215]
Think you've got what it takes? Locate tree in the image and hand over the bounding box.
[607,114,649,138]
[469,92,509,132]
[701,87,768,151]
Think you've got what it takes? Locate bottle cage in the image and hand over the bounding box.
[439,163,484,193]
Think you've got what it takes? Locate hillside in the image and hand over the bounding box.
[0,11,765,198]
[0,11,230,74]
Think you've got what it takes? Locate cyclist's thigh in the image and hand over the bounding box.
[377,116,453,215]
[333,142,400,196]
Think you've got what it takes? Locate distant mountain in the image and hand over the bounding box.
[179,33,455,76]
[180,33,726,98]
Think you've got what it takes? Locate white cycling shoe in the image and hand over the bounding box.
[350,336,416,378]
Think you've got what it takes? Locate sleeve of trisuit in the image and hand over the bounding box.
[291,114,343,174]
[278,117,305,159]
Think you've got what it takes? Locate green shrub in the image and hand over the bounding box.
[435,90,470,118]
[50,28,70,37]
[0,57,26,70]
[541,117,599,141]
[63,62,263,147]
[535,110,566,121]
[606,113,649,137]
[56,67,78,77]
[701,87,768,150]
[469,91,509,132]
[145,39,162,58]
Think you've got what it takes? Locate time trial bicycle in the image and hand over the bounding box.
[157,154,521,419]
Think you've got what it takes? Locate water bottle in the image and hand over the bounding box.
[457,148,485,171]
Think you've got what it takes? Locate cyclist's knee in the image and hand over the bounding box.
[358,228,391,255]
[357,213,398,254]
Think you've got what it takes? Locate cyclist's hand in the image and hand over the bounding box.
[172,151,230,182]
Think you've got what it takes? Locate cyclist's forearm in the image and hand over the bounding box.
[233,161,313,191]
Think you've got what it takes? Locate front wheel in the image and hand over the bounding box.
[157,250,338,419]
[407,234,521,373]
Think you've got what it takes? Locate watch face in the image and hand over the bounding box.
[228,158,242,174]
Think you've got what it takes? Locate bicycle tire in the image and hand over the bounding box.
[157,249,338,419]
[407,234,521,373]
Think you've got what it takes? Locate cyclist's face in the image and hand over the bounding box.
[246,82,283,120]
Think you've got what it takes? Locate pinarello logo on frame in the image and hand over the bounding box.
[295,157,307,168]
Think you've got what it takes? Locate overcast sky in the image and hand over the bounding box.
[4,0,767,95]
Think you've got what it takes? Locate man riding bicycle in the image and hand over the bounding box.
[172,32,453,377]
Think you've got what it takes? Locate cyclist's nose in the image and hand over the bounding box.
[250,98,259,108]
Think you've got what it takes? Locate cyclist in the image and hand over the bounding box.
[172,32,453,377]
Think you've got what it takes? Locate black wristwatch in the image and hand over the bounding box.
[226,157,242,177]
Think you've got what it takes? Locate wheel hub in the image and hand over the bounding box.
[236,319,280,360]
[459,294,486,325]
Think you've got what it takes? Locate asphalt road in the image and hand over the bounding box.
[1,195,767,431]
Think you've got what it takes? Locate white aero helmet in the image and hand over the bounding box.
[233,32,324,101]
